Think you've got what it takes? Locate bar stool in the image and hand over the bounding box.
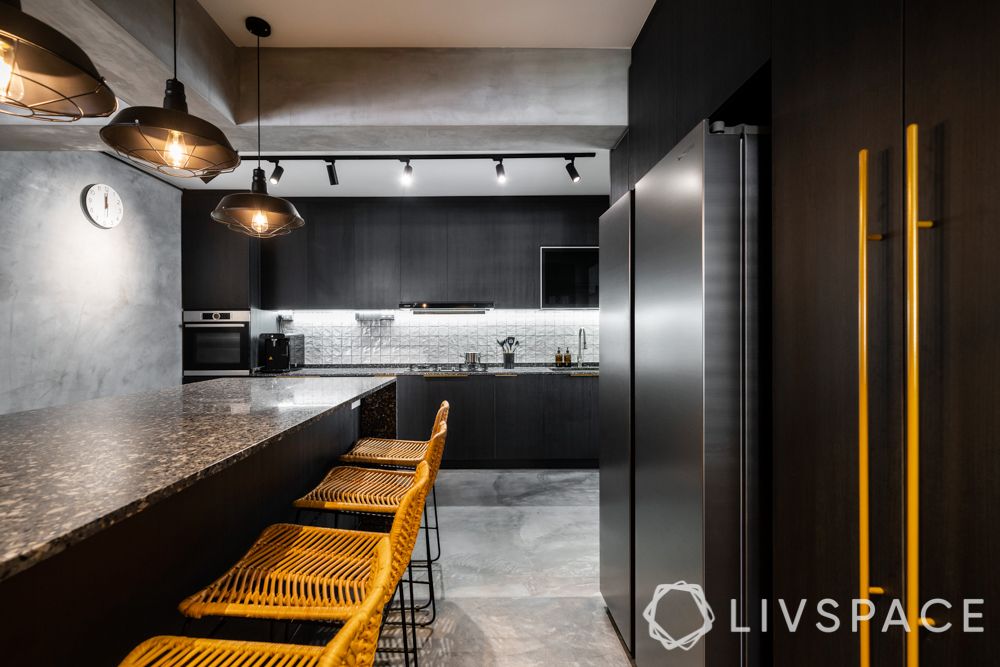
[178,463,432,667]
[294,423,448,624]
[341,401,450,564]
[118,536,391,667]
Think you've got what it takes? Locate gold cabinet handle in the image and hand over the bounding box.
[857,148,885,667]
[905,123,934,667]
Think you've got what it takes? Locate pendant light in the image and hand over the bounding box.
[0,0,117,121]
[99,0,238,178]
[210,17,303,239]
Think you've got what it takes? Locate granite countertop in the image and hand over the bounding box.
[255,365,600,377]
[0,376,393,582]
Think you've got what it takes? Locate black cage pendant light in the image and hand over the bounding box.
[99,0,238,178]
[210,17,303,239]
[0,0,117,121]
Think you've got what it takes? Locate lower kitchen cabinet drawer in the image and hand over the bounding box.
[396,375,495,463]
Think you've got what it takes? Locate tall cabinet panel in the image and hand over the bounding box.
[905,1,1000,662]
[771,1,903,664]
[599,192,634,653]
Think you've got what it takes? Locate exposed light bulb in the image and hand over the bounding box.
[164,129,187,168]
[400,161,413,187]
[251,210,269,234]
[0,39,25,102]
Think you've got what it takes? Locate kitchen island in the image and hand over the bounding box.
[0,376,393,664]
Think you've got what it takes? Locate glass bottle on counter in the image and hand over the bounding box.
[564,348,572,366]
[556,347,563,367]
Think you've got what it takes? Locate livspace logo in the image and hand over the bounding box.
[644,583,985,652]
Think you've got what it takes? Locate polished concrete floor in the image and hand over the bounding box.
[378,470,631,666]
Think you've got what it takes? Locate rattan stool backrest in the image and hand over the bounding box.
[386,459,433,591]
[318,536,391,667]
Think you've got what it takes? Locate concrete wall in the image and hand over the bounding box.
[0,152,182,415]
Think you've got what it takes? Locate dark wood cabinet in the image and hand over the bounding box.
[396,375,495,463]
[353,202,401,309]
[447,203,496,302]
[493,206,541,308]
[182,192,259,310]
[493,374,543,460]
[399,200,449,303]
[307,202,356,308]
[618,0,769,191]
[904,2,1000,663]
[187,195,603,312]
[396,372,597,466]
[541,374,599,461]
[771,0,904,664]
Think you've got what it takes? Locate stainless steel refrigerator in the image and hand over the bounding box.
[600,120,766,666]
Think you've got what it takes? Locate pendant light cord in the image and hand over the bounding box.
[172,0,177,79]
[257,34,261,170]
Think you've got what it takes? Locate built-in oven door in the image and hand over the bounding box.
[182,311,251,375]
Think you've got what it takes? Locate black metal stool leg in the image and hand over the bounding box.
[407,564,420,666]
[429,485,442,563]
[398,580,411,667]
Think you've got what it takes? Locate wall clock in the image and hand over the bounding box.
[82,184,124,229]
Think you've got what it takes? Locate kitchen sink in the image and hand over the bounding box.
[548,366,599,372]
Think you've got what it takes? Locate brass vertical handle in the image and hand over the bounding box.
[858,149,885,667]
[858,148,872,667]
[905,123,935,667]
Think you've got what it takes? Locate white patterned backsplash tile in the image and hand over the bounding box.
[280,309,599,366]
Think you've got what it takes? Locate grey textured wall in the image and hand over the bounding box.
[0,152,182,415]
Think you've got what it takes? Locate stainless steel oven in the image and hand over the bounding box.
[182,310,251,377]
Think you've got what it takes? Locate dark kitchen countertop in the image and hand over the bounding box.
[0,376,393,582]
[254,365,600,377]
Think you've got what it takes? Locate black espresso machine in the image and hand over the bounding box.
[258,333,305,372]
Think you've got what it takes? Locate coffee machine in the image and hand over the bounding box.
[259,333,291,372]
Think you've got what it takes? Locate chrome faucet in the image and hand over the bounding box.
[578,328,587,367]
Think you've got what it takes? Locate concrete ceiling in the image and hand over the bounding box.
[198,0,655,48]
[185,152,610,196]
[3,0,630,195]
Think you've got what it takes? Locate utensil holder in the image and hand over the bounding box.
[503,352,515,369]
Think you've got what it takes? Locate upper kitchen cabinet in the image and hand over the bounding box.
[306,201,356,308]
[616,0,770,190]
[182,192,260,310]
[400,199,450,303]
[353,200,401,309]
[260,199,310,309]
[247,196,605,310]
[446,199,497,303]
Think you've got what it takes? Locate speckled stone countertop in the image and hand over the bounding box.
[0,376,393,582]
[255,365,600,377]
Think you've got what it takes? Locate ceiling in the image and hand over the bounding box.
[197,0,655,48]
[183,152,610,197]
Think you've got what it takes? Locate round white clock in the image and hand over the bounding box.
[83,183,124,229]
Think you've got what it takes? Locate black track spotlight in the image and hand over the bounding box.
[326,160,339,186]
[400,160,414,187]
[565,158,581,183]
[268,161,283,185]
[495,159,507,185]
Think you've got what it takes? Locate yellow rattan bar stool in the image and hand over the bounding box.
[178,463,431,665]
[340,401,449,469]
[295,425,448,627]
[119,537,391,667]
[296,425,448,514]
[340,402,450,566]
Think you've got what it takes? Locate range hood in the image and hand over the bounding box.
[400,301,494,314]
